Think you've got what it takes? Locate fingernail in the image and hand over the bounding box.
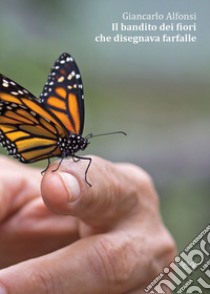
[0,285,7,294]
[59,172,80,202]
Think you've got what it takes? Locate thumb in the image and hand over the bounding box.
[41,156,151,229]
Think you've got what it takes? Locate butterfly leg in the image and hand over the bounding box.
[72,156,80,163]
[52,156,65,172]
[41,158,51,175]
[73,155,92,187]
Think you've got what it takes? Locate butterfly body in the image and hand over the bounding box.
[0,53,91,184]
[57,134,88,158]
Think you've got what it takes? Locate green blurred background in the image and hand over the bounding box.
[0,0,209,253]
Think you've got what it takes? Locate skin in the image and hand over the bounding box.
[0,156,176,294]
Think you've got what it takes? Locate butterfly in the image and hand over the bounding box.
[0,53,93,185]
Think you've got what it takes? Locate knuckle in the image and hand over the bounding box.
[92,235,137,290]
[25,268,61,294]
[131,165,154,191]
[135,167,159,206]
[138,171,157,196]
[117,163,154,192]
[120,163,159,206]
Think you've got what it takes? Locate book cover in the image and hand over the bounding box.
[0,1,209,293]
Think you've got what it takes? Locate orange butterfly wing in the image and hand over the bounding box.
[0,74,66,163]
[0,53,87,166]
[40,53,85,135]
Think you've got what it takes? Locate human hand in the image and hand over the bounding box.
[0,156,176,294]
[0,157,79,268]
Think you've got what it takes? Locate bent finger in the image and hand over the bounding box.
[0,232,161,294]
[0,157,42,221]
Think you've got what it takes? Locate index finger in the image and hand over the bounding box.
[0,157,42,221]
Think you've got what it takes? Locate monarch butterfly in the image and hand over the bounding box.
[0,53,126,186]
[0,53,93,184]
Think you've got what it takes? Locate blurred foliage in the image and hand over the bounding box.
[0,0,209,257]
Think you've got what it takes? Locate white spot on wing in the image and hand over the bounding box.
[58,76,64,83]
[66,57,73,62]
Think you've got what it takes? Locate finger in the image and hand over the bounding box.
[41,156,157,229]
[0,232,160,294]
[0,157,42,221]
[0,197,79,268]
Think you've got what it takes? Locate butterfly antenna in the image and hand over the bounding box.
[86,131,127,140]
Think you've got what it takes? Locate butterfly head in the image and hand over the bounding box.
[78,135,89,151]
[58,133,88,157]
